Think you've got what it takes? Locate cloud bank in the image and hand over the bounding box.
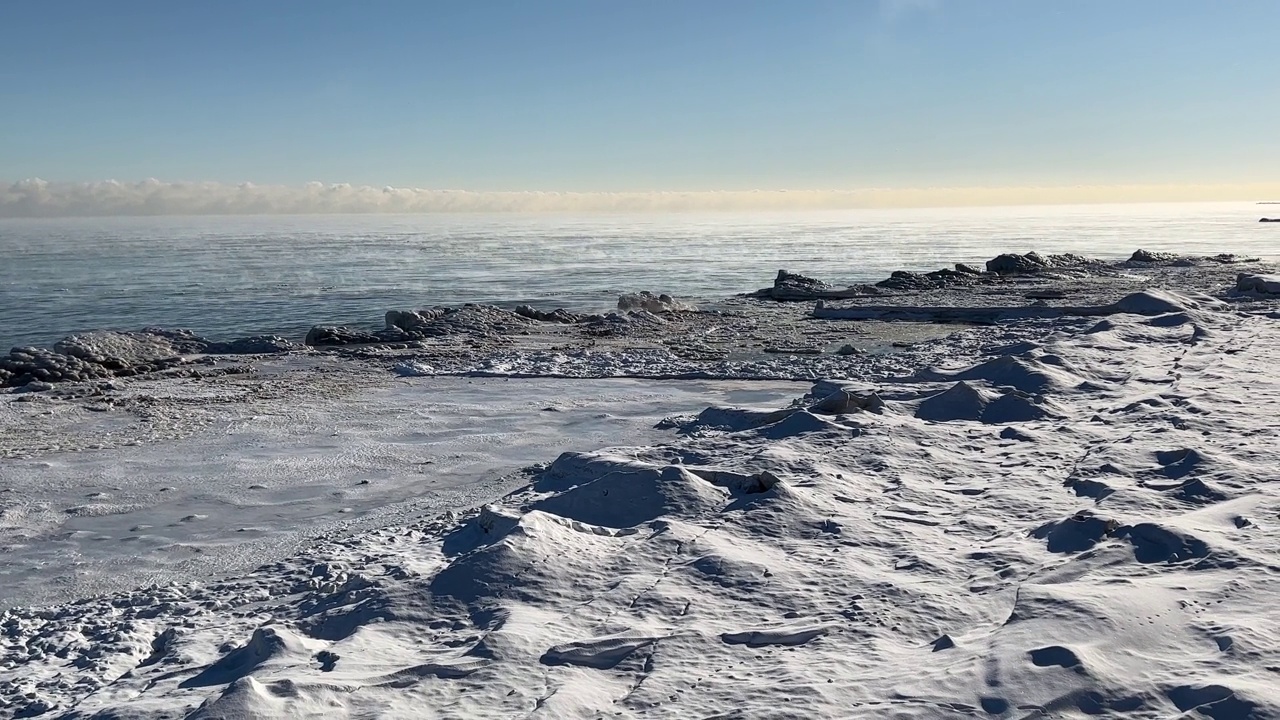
[2,178,1278,217]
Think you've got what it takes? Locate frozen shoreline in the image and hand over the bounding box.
[3,255,1280,718]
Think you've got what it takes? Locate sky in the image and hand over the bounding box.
[2,0,1279,213]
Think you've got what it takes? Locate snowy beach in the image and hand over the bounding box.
[3,249,1280,718]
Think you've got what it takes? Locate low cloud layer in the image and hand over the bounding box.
[3,179,1278,217]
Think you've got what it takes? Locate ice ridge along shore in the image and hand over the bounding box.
[3,267,1280,717]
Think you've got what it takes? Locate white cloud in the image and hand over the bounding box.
[1,179,1277,217]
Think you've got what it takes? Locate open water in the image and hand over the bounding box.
[0,202,1273,349]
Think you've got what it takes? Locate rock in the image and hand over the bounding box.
[316,304,534,346]
[392,305,532,338]
[204,336,300,354]
[835,344,862,356]
[138,327,211,354]
[617,292,691,314]
[1260,218,1279,223]
[0,346,113,387]
[985,251,1094,275]
[954,263,984,274]
[305,326,382,346]
[15,380,54,393]
[752,269,881,301]
[385,309,446,334]
[986,252,1048,274]
[1201,253,1259,264]
[1129,249,1181,263]
[53,330,194,369]
[774,269,828,291]
[875,267,988,291]
[514,305,580,323]
[1236,273,1280,295]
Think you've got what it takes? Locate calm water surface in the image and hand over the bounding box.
[0,203,1272,349]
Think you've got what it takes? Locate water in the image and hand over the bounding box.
[0,202,1272,350]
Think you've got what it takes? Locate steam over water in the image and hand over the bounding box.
[0,202,1271,349]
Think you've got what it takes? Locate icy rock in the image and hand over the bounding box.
[1236,273,1280,295]
[617,291,692,314]
[514,305,580,323]
[387,305,531,338]
[1128,249,1182,263]
[0,346,113,387]
[775,269,829,291]
[876,267,989,291]
[985,251,1093,275]
[305,325,382,346]
[392,361,434,377]
[204,336,300,354]
[385,309,446,333]
[55,329,197,367]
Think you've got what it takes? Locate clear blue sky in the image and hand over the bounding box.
[2,0,1277,191]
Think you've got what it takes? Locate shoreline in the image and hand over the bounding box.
[3,248,1275,395]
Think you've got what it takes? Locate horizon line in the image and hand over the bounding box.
[4,178,1280,217]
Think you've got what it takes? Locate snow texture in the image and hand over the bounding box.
[3,288,1280,718]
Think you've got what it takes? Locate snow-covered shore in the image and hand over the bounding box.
[4,260,1280,718]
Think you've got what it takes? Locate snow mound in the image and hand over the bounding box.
[1110,289,1223,315]
[923,354,1081,394]
[914,381,1056,424]
[534,458,730,528]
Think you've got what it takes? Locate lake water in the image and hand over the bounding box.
[0,202,1273,349]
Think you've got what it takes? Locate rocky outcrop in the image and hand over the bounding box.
[305,326,394,347]
[875,267,996,291]
[617,292,692,314]
[54,330,194,369]
[985,251,1095,275]
[387,305,531,338]
[309,304,538,347]
[1201,253,1259,264]
[752,270,879,301]
[1124,250,1260,268]
[0,347,113,386]
[1129,249,1182,264]
[1,327,306,388]
[204,336,301,354]
[775,270,828,293]
[514,305,581,324]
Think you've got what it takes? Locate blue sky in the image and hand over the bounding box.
[2,0,1277,191]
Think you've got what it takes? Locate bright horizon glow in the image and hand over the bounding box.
[3,1,1279,207]
[2,179,1280,217]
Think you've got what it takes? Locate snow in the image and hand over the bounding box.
[0,373,804,609]
[5,290,1280,718]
